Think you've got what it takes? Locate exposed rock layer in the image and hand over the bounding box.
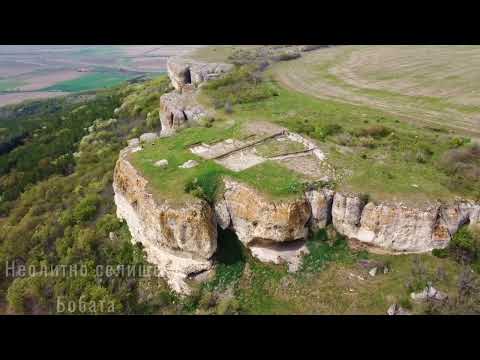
[332,193,480,252]
[113,146,217,293]
[167,57,234,92]
[221,179,311,246]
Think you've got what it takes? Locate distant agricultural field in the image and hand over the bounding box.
[44,71,139,92]
[271,45,480,138]
[0,79,24,92]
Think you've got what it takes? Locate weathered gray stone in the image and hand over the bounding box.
[179,160,199,169]
[139,133,158,143]
[411,285,448,302]
[154,159,169,168]
[214,198,231,230]
[305,188,334,230]
[128,138,140,147]
[387,304,411,315]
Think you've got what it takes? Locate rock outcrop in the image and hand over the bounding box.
[113,145,217,294]
[167,57,234,92]
[221,179,311,246]
[159,90,207,136]
[305,188,334,230]
[332,193,480,253]
[218,179,311,270]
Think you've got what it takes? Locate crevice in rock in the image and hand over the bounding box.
[184,68,192,85]
[181,110,188,122]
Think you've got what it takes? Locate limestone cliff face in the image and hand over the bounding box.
[305,188,334,231]
[220,179,311,246]
[113,146,217,294]
[113,144,480,293]
[167,57,233,92]
[331,193,480,252]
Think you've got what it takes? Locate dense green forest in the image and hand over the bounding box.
[0,78,177,314]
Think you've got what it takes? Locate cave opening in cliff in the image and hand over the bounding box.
[215,228,246,271]
[184,69,192,85]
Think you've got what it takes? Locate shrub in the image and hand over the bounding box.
[293,122,315,136]
[146,110,160,130]
[333,133,353,146]
[96,214,123,236]
[357,125,391,139]
[432,248,449,258]
[202,65,276,106]
[184,170,222,203]
[399,295,413,310]
[450,227,479,264]
[73,194,100,223]
[318,124,343,139]
[440,144,480,194]
[450,137,471,148]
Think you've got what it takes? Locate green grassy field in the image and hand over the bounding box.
[227,79,469,203]
[0,79,24,92]
[45,71,137,92]
[271,45,480,139]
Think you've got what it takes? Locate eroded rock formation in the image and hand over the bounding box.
[158,57,232,137]
[113,146,217,294]
[221,179,311,246]
[167,57,234,92]
[159,90,207,136]
[332,193,480,252]
[114,146,480,292]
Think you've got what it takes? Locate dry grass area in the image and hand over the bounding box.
[271,45,480,139]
